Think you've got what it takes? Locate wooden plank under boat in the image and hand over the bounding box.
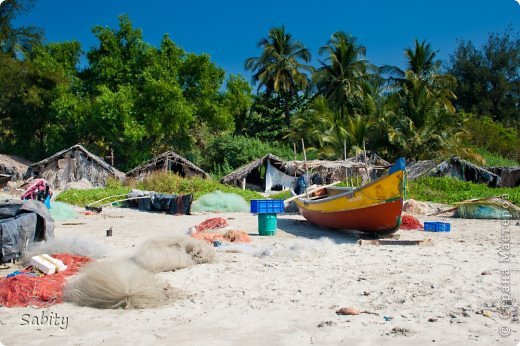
[295,161,405,235]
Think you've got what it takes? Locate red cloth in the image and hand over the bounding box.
[0,254,91,308]
[400,214,423,230]
[21,178,51,200]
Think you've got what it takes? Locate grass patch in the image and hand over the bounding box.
[407,176,520,206]
[57,172,263,207]
[475,148,519,167]
[56,185,132,207]
[137,172,263,200]
[269,190,292,200]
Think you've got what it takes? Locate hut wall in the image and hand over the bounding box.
[36,149,117,189]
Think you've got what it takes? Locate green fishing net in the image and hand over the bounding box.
[191,191,249,212]
[49,201,78,221]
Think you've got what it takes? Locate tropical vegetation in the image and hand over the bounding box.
[1,0,519,178]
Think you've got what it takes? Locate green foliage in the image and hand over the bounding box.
[56,185,132,207]
[203,134,296,171]
[448,28,519,124]
[56,172,263,207]
[1,6,518,175]
[248,93,309,141]
[245,26,312,127]
[408,177,520,206]
[463,114,520,163]
[475,148,519,167]
[137,172,262,201]
[314,31,372,119]
[269,190,292,200]
[225,74,253,135]
[0,0,43,56]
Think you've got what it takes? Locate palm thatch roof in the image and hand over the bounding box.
[220,154,285,186]
[406,156,500,187]
[25,144,125,189]
[0,154,31,180]
[488,166,520,188]
[126,151,209,180]
[221,152,390,190]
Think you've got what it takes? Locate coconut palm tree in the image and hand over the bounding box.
[0,0,42,57]
[314,32,372,119]
[244,26,312,126]
[381,40,460,160]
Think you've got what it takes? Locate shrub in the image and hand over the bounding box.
[408,176,520,206]
[464,114,520,162]
[56,185,132,207]
[137,171,263,201]
[203,134,296,172]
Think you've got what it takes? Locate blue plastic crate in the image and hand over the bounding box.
[250,199,284,214]
[424,222,451,232]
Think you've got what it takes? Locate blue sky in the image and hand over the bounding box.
[13,0,520,81]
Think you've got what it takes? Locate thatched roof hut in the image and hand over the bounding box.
[488,166,520,188]
[25,144,125,190]
[220,154,286,191]
[406,156,501,187]
[0,154,31,181]
[126,151,209,180]
[221,152,389,192]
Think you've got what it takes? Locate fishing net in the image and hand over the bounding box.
[193,217,228,232]
[49,201,78,222]
[400,214,423,230]
[455,197,520,220]
[189,217,250,244]
[0,253,91,307]
[191,191,249,212]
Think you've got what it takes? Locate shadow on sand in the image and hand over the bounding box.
[276,214,360,245]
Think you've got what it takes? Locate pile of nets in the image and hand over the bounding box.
[455,197,520,220]
[189,217,250,244]
[49,201,78,222]
[191,191,249,212]
[193,217,228,232]
[400,214,423,230]
[0,253,91,307]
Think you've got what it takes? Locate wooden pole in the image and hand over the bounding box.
[110,147,114,167]
[293,143,297,161]
[301,138,309,199]
[344,139,348,187]
[363,140,369,183]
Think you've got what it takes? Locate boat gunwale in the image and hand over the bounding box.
[298,197,403,214]
[296,169,404,206]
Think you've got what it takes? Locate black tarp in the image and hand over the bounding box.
[126,190,192,215]
[406,157,501,187]
[0,199,54,263]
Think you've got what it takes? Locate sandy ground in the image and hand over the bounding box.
[0,206,519,346]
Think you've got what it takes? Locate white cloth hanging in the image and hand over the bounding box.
[265,161,298,193]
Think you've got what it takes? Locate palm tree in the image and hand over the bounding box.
[314,32,372,119]
[244,26,312,126]
[0,0,42,57]
[381,40,459,160]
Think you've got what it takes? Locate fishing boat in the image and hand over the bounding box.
[294,159,406,235]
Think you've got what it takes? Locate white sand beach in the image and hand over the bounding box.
[0,207,519,345]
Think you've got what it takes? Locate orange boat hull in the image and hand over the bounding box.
[297,199,403,234]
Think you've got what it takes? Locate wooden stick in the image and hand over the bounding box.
[284,181,341,204]
[301,138,309,199]
[344,140,348,187]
